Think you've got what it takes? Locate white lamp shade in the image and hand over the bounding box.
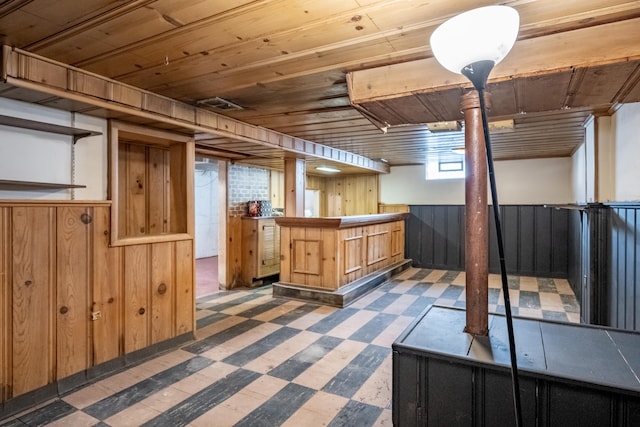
[430,6,519,74]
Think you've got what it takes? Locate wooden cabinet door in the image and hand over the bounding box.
[11,207,55,396]
[56,207,91,380]
[258,220,280,278]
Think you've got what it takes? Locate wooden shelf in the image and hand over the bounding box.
[0,114,101,143]
[0,179,86,190]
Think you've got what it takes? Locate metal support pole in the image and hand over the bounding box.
[461,90,490,336]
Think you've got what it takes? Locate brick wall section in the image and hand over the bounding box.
[228,164,270,216]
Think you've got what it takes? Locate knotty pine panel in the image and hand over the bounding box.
[150,242,174,345]
[118,143,147,238]
[92,206,123,365]
[147,147,169,236]
[278,225,291,284]
[11,207,55,397]
[56,206,91,380]
[227,216,243,289]
[0,207,7,402]
[174,240,194,335]
[391,221,405,262]
[342,228,364,286]
[123,245,149,354]
[320,228,337,290]
[290,228,320,287]
[365,226,390,270]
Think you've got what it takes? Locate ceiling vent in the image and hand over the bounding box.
[427,121,462,133]
[196,96,244,111]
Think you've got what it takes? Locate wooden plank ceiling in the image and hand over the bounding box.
[0,0,639,172]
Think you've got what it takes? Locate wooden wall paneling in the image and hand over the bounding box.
[119,143,147,237]
[55,206,91,380]
[278,225,291,284]
[270,170,284,209]
[432,206,448,268]
[502,206,520,274]
[147,147,169,235]
[379,204,410,214]
[342,227,364,286]
[325,178,342,217]
[320,229,336,289]
[329,175,378,216]
[366,224,389,271]
[227,216,243,289]
[300,228,322,289]
[550,208,569,277]
[240,218,258,285]
[169,140,194,236]
[123,245,149,353]
[417,206,435,268]
[445,206,464,270]
[92,206,123,365]
[284,158,305,217]
[150,242,174,344]
[518,205,536,275]
[567,210,583,303]
[10,207,55,397]
[532,206,552,276]
[0,207,8,402]
[174,240,194,335]
[406,207,423,267]
[290,227,317,287]
[609,207,639,330]
[392,220,405,263]
[217,161,228,289]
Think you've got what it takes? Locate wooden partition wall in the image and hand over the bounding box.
[0,201,195,410]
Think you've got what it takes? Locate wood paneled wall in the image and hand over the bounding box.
[272,171,379,217]
[0,202,194,405]
[570,203,640,331]
[608,205,640,330]
[407,205,569,278]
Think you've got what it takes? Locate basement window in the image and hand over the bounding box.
[425,154,465,180]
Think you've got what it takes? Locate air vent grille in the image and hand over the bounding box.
[196,97,244,111]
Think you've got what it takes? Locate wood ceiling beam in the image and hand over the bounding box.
[347,18,640,105]
[0,45,389,174]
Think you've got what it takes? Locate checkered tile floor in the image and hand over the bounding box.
[1,268,580,426]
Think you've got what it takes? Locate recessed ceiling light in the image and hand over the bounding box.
[316,166,341,173]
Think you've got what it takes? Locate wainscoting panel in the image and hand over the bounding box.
[609,205,640,331]
[408,205,569,278]
[407,205,464,271]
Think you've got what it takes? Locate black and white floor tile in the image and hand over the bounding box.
[0,268,580,426]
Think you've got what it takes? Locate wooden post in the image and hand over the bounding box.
[461,90,490,336]
[284,158,306,217]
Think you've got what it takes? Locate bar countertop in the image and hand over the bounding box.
[274,212,408,229]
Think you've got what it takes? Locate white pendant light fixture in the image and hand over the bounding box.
[430,5,519,90]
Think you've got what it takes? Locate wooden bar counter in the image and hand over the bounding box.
[275,212,408,292]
